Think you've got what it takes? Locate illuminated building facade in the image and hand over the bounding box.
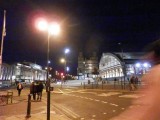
[77,52,98,79]
[0,62,47,85]
[99,52,151,80]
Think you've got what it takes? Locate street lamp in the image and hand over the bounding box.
[118,42,126,89]
[60,58,65,63]
[64,48,70,80]
[36,18,60,120]
[60,58,66,81]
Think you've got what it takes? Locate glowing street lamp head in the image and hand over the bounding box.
[49,22,60,35]
[36,19,48,31]
[36,18,60,36]
[65,48,70,54]
[48,60,51,64]
[66,66,70,72]
[135,63,141,68]
[60,58,65,63]
[143,63,149,68]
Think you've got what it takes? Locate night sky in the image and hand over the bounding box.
[0,0,160,75]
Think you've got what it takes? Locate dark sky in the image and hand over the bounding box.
[0,0,160,75]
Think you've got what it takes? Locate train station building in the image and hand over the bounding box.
[99,52,151,80]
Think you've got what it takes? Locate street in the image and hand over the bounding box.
[50,87,141,120]
[0,85,143,120]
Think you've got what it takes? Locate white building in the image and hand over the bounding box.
[99,52,151,80]
[13,62,47,83]
[0,62,47,85]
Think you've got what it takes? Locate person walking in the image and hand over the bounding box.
[37,82,44,101]
[30,82,36,100]
[134,76,139,89]
[130,75,135,91]
[17,82,23,96]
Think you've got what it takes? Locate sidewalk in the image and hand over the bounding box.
[0,113,70,120]
[0,88,71,120]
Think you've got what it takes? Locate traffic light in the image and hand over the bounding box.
[61,73,64,76]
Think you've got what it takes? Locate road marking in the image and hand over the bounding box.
[42,98,79,119]
[95,99,100,102]
[85,97,89,99]
[110,103,119,107]
[79,91,97,95]
[55,88,64,94]
[98,92,122,97]
[101,101,108,104]
[89,98,93,100]
[119,94,144,98]
[121,108,125,110]
[113,110,116,112]
[54,103,80,119]
[129,105,133,108]
[39,110,56,114]
[103,112,107,114]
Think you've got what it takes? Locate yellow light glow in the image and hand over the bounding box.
[49,22,60,35]
[36,18,60,36]
[36,19,48,31]
[60,58,65,63]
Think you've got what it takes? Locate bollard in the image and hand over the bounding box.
[83,82,85,89]
[96,82,98,88]
[26,94,31,118]
[102,81,103,90]
[92,82,93,89]
[114,81,116,89]
[61,82,62,88]
[7,91,13,104]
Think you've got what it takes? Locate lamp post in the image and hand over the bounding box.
[64,48,70,80]
[118,43,126,89]
[83,61,86,79]
[60,58,66,76]
[36,18,60,120]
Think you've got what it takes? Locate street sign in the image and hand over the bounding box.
[46,87,54,92]
[50,87,54,91]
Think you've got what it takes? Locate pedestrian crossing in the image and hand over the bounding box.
[53,88,144,99]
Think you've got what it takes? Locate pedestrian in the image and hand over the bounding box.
[130,75,135,91]
[30,82,36,100]
[37,82,44,101]
[114,78,117,88]
[110,39,160,120]
[17,82,23,96]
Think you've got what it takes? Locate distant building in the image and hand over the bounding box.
[13,62,47,83]
[99,52,151,80]
[77,52,98,79]
[0,62,47,85]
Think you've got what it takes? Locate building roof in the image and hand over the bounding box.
[101,52,146,65]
